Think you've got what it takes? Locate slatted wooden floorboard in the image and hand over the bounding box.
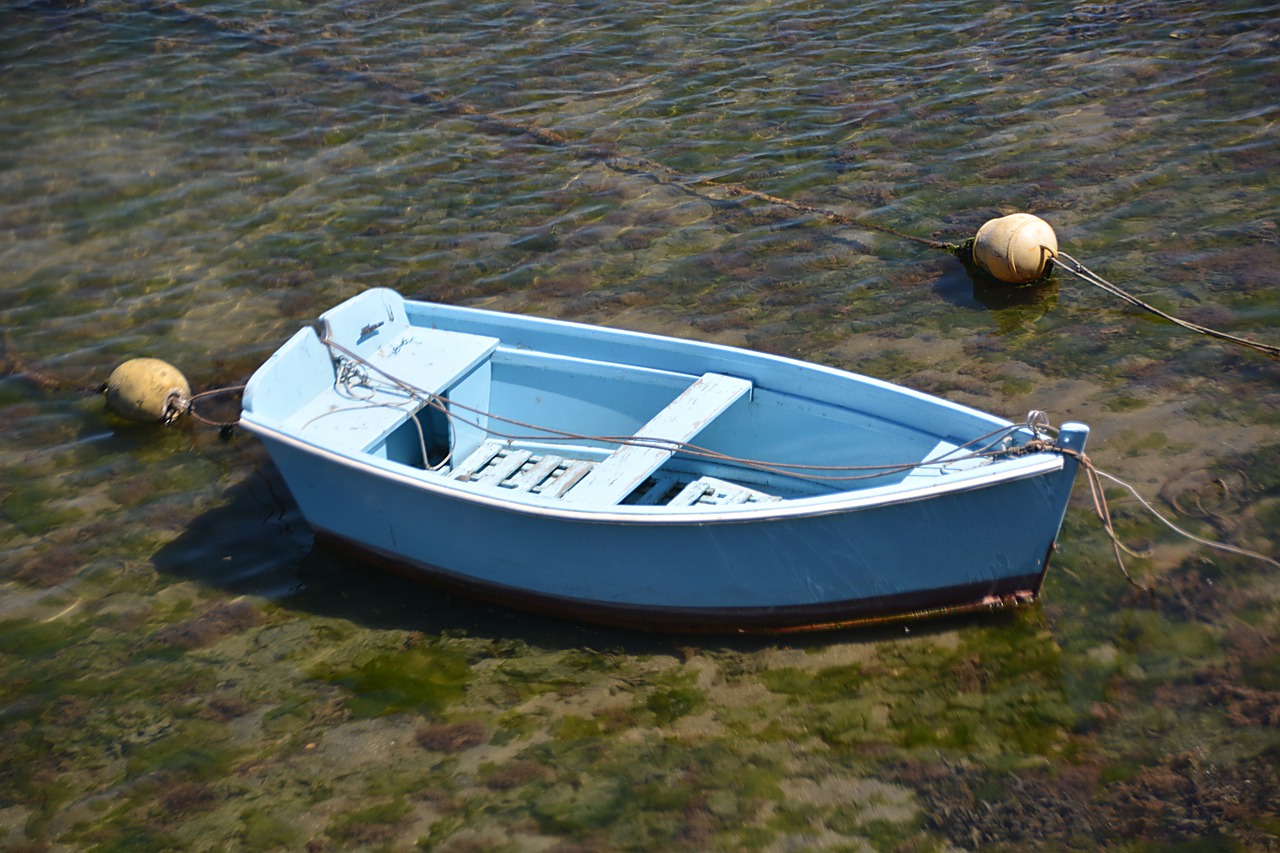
[448,441,779,507]
[451,442,596,497]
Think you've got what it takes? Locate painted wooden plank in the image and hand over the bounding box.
[562,372,752,506]
[541,460,594,498]
[669,480,714,507]
[476,449,532,485]
[634,475,679,506]
[669,475,780,507]
[452,441,503,481]
[695,475,778,500]
[505,454,564,492]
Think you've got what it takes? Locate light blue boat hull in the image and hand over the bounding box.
[241,289,1087,631]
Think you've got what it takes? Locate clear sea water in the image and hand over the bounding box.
[2,1,1278,849]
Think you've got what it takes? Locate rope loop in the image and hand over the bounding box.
[1025,409,1052,436]
[185,384,246,430]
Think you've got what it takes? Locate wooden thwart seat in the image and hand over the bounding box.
[562,372,751,506]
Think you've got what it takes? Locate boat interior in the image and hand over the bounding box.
[248,292,1005,510]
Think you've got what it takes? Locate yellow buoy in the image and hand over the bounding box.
[972,213,1059,284]
[105,358,191,423]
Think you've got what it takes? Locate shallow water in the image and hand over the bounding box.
[2,0,1279,849]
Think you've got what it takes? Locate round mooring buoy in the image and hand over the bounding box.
[972,213,1058,284]
[105,358,191,423]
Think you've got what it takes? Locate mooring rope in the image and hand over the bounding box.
[317,333,1028,483]
[1015,434,1280,590]
[1056,252,1280,359]
[604,155,960,251]
[1091,462,1279,566]
[184,385,245,431]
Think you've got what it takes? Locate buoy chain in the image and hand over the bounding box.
[163,392,189,425]
[2,361,97,395]
[139,0,289,48]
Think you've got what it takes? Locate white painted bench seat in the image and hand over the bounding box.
[282,328,498,452]
[562,372,752,506]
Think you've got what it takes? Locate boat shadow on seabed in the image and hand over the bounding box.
[149,451,570,638]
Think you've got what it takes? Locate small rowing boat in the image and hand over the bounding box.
[240,288,1087,632]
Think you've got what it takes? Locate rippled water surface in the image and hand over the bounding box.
[3,1,1279,849]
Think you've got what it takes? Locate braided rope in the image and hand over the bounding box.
[317,333,1031,485]
[1057,251,1280,359]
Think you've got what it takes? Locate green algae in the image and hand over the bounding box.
[2,484,87,535]
[0,618,89,659]
[66,821,181,853]
[760,662,866,702]
[550,713,605,741]
[238,805,301,849]
[124,720,242,781]
[310,642,471,718]
[1112,429,1171,456]
[328,795,413,845]
[490,709,543,745]
[531,775,628,834]
[518,735,790,848]
[643,683,705,726]
[1242,653,1280,692]
[640,669,706,726]
[1105,394,1152,413]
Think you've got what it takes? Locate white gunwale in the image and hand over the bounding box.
[239,420,1064,525]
